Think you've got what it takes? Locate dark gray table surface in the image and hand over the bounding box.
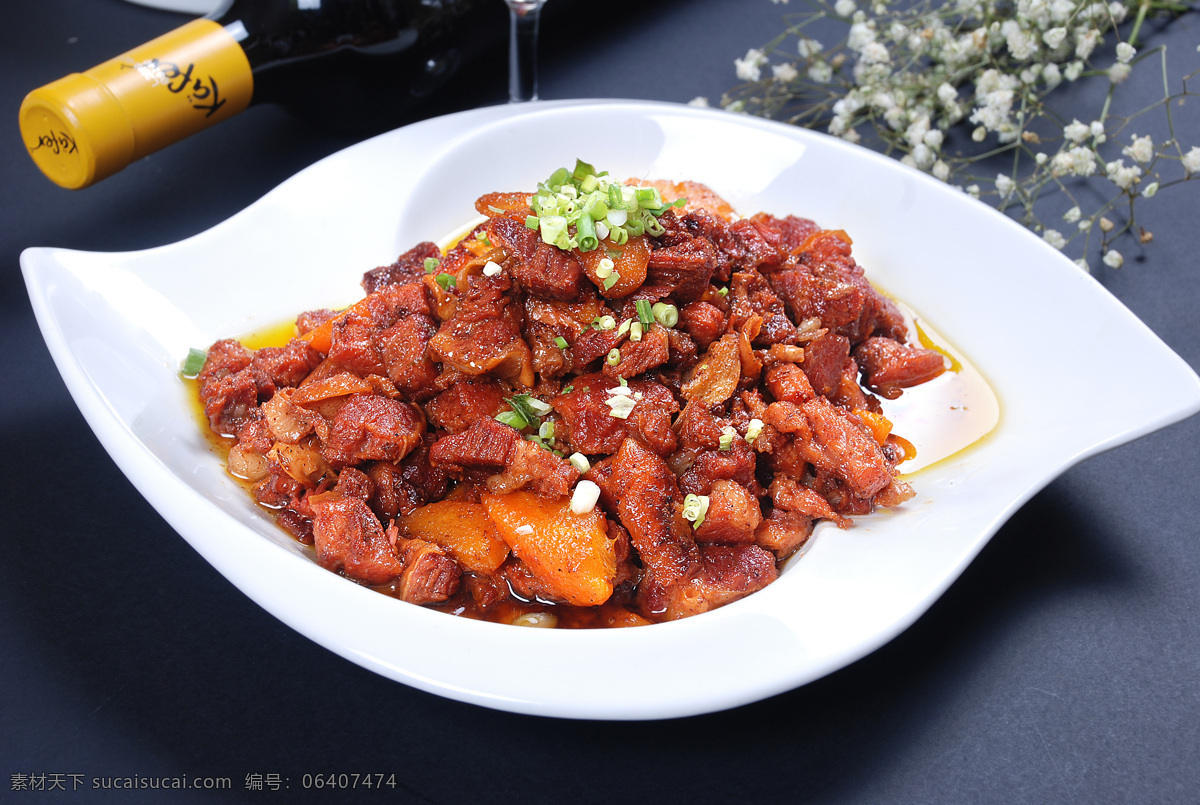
[3,1,1198,802]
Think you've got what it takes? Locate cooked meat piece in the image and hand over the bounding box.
[693,480,762,545]
[395,537,462,605]
[754,508,814,559]
[361,241,441,294]
[485,438,580,499]
[661,544,778,620]
[309,491,405,585]
[602,327,669,380]
[801,329,851,398]
[320,394,424,467]
[679,301,726,350]
[607,438,702,617]
[425,376,509,434]
[853,337,947,399]
[428,273,535,388]
[428,417,521,473]
[487,214,584,301]
[377,313,439,396]
[553,375,678,457]
[764,399,893,499]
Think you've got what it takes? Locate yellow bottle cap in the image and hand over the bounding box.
[19,19,253,190]
[20,73,137,190]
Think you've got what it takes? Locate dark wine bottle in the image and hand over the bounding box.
[19,0,498,189]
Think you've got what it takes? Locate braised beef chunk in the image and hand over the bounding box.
[362,241,441,294]
[200,173,949,626]
[487,214,584,300]
[853,337,947,398]
[663,544,778,620]
[425,377,509,434]
[321,394,424,467]
[309,492,405,585]
[428,417,521,473]
[608,439,702,617]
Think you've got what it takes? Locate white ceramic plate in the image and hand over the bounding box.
[22,100,1200,720]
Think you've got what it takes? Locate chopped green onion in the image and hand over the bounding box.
[617,376,628,387]
[572,158,598,182]
[597,315,616,331]
[745,418,765,443]
[561,385,574,395]
[606,348,621,366]
[504,395,545,429]
[571,479,601,514]
[482,260,503,277]
[617,318,632,337]
[539,215,569,249]
[525,215,540,230]
[568,452,591,473]
[475,231,492,247]
[626,218,645,237]
[635,187,661,207]
[606,208,628,228]
[495,410,528,430]
[594,257,614,279]
[602,271,620,291]
[605,394,636,419]
[487,205,504,214]
[651,302,679,328]
[554,336,569,350]
[538,421,555,441]
[424,257,440,273]
[635,299,654,326]
[595,221,610,241]
[717,286,729,297]
[682,494,710,529]
[630,321,643,342]
[436,272,456,290]
[719,426,736,452]
[577,211,598,253]
[181,347,207,377]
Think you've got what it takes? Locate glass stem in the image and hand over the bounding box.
[507,2,542,102]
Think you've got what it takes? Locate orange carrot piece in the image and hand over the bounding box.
[482,491,616,607]
[396,501,510,574]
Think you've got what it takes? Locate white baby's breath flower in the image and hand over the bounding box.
[1043,27,1068,50]
[1109,2,1128,23]
[1123,134,1154,163]
[772,63,799,82]
[1183,146,1200,174]
[1063,206,1081,223]
[1063,119,1090,144]
[1036,152,1048,165]
[1050,151,1074,176]
[1075,28,1100,60]
[1116,42,1136,63]
[1069,146,1097,176]
[1064,61,1084,81]
[1103,249,1124,268]
[797,38,824,58]
[972,126,987,142]
[924,129,945,150]
[1043,229,1067,250]
[1142,181,1159,198]
[847,22,876,51]
[1089,120,1107,142]
[1109,62,1131,83]
[965,184,981,199]
[687,96,710,107]
[835,0,857,17]
[995,173,1016,199]
[809,61,833,83]
[842,127,862,144]
[861,41,891,64]
[1042,62,1062,86]
[1105,158,1142,189]
[911,143,935,169]
[936,83,958,105]
[933,160,951,181]
[735,48,767,82]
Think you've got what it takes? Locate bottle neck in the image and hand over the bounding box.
[20,19,254,189]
